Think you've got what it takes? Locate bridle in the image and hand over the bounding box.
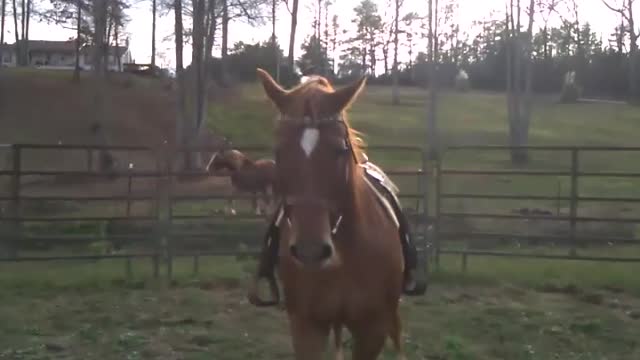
[273,112,359,237]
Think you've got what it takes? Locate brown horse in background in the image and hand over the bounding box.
[206,149,276,216]
[256,68,406,360]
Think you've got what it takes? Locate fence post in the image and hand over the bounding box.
[461,252,468,273]
[126,163,133,217]
[433,151,442,270]
[165,156,174,281]
[4,145,22,259]
[420,150,431,281]
[569,149,579,256]
[153,146,172,280]
[125,257,133,280]
[193,254,200,276]
[86,149,93,172]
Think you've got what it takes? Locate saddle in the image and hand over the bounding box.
[249,160,421,307]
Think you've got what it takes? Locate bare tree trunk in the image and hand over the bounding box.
[73,0,82,82]
[391,0,401,105]
[186,0,206,170]
[114,18,120,71]
[520,0,535,159]
[505,0,533,165]
[220,0,230,86]
[25,0,29,41]
[1,0,5,46]
[205,0,216,59]
[12,0,19,65]
[174,0,188,168]
[151,0,156,67]
[628,0,638,100]
[287,0,299,84]
[426,0,439,159]
[1,0,6,68]
[92,0,114,172]
[20,0,24,43]
[272,0,280,82]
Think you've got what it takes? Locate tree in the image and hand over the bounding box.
[152,0,157,67]
[91,0,116,172]
[391,0,402,105]
[602,0,639,101]
[1,0,6,68]
[349,0,382,75]
[505,0,536,165]
[270,0,279,81]
[286,0,299,84]
[1,0,5,45]
[297,34,330,74]
[174,0,188,167]
[73,0,82,81]
[426,0,439,159]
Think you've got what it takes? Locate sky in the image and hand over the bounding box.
[2,0,627,70]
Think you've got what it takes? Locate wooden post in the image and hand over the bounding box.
[433,152,442,269]
[421,150,431,281]
[153,146,172,280]
[461,252,468,273]
[152,254,159,279]
[165,156,174,281]
[126,163,133,216]
[569,149,579,256]
[87,149,93,172]
[5,145,22,259]
[193,254,199,276]
[125,257,133,280]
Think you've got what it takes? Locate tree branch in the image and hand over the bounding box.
[602,0,630,22]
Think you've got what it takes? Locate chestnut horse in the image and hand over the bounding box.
[206,149,276,216]
[256,68,406,360]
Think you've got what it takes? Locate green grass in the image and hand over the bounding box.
[1,257,639,359]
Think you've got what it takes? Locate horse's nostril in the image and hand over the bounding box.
[290,243,333,264]
[320,243,333,260]
[289,244,299,259]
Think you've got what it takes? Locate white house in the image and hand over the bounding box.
[0,39,132,72]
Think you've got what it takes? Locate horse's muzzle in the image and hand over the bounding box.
[289,242,333,266]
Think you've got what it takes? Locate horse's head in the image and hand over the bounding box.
[206,149,248,173]
[256,68,367,268]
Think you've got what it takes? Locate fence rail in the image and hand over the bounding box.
[433,145,640,269]
[3,143,640,279]
[0,143,431,281]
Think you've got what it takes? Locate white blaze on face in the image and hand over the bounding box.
[300,127,320,158]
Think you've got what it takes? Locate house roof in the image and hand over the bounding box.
[0,40,76,53]
[0,40,128,56]
[81,45,129,58]
[24,40,76,53]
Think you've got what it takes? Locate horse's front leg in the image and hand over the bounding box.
[253,191,262,216]
[351,317,388,360]
[225,187,237,215]
[289,315,330,360]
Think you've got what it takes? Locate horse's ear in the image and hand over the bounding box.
[256,68,287,110]
[327,75,367,113]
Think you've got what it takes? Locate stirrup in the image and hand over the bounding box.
[403,270,427,296]
[247,274,280,307]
